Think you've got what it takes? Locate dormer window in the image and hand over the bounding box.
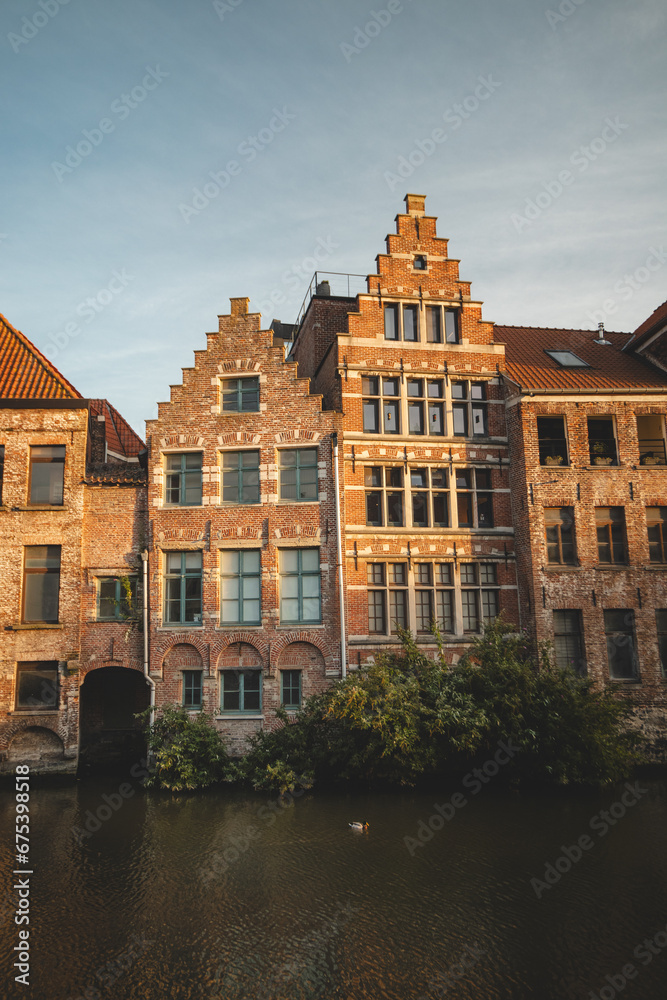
[545,350,589,368]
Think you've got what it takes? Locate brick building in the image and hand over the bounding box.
[292,193,518,667]
[144,297,341,754]
[0,314,147,773]
[1,194,665,770]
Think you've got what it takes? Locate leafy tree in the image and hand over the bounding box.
[140,705,231,791]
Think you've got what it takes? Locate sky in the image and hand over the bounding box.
[1,0,665,436]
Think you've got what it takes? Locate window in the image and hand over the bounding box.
[221,670,261,712]
[383,304,419,342]
[15,662,58,711]
[361,376,400,434]
[279,448,318,501]
[427,380,445,435]
[426,306,458,344]
[537,417,569,466]
[647,507,667,563]
[456,469,493,528]
[281,670,301,709]
[97,577,138,620]
[415,563,455,633]
[596,507,627,564]
[656,610,667,678]
[279,549,321,624]
[164,551,202,625]
[452,382,488,437]
[407,379,425,434]
[460,563,499,632]
[637,414,666,465]
[413,255,427,270]
[365,467,403,527]
[553,611,586,674]
[165,453,202,506]
[588,417,618,465]
[545,508,576,565]
[545,350,589,368]
[367,562,408,634]
[410,468,449,527]
[220,376,260,412]
[29,445,65,505]
[220,550,261,625]
[221,450,260,504]
[183,671,202,709]
[0,444,4,503]
[604,610,639,680]
[23,546,60,623]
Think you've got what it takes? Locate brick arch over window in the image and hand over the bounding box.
[159,639,207,673]
[271,633,335,670]
[275,641,325,673]
[216,641,263,671]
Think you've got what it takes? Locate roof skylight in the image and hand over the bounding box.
[545,350,590,368]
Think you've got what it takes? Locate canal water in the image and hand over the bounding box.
[1,773,666,1000]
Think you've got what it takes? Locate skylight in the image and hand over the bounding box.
[545,350,590,368]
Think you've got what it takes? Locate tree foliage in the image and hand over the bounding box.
[242,619,639,791]
[140,705,231,791]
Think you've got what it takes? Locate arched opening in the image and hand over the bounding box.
[78,667,150,772]
[8,726,64,762]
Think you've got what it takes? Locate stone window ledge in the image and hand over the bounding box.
[9,623,64,630]
[544,565,580,572]
[9,710,61,716]
[214,714,264,721]
[609,678,642,685]
[11,505,68,512]
[594,565,630,572]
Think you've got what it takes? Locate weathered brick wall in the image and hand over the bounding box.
[145,298,341,753]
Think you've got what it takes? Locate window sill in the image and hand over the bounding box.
[544,564,580,572]
[10,709,61,716]
[162,504,204,510]
[215,714,264,720]
[9,623,64,630]
[155,624,204,631]
[594,565,630,571]
[12,505,67,511]
[277,623,324,629]
[215,624,262,630]
[609,678,641,685]
[645,564,667,571]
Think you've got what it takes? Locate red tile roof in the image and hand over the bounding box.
[627,299,667,350]
[497,325,667,391]
[84,466,147,486]
[89,399,145,458]
[0,312,82,399]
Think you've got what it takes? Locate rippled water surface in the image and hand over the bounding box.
[1,775,666,999]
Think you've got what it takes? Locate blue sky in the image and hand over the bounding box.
[1,0,665,436]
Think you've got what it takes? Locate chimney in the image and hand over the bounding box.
[594,322,611,345]
[404,193,426,217]
[230,297,249,317]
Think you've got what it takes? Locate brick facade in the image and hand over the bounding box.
[1,196,666,770]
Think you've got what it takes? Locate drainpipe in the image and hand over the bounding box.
[141,549,155,726]
[332,433,347,679]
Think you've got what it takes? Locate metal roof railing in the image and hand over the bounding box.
[294,271,368,329]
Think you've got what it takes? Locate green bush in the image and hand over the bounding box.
[241,619,639,789]
[140,705,231,791]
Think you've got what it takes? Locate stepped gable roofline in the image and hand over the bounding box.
[498,324,667,391]
[0,312,82,400]
[89,399,145,459]
[624,299,667,353]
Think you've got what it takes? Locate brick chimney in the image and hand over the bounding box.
[404,193,426,217]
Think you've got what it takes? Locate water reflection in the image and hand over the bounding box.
[0,776,666,999]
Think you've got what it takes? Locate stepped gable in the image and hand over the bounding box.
[499,324,667,391]
[0,312,82,399]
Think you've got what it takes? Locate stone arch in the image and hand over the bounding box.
[8,727,64,762]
